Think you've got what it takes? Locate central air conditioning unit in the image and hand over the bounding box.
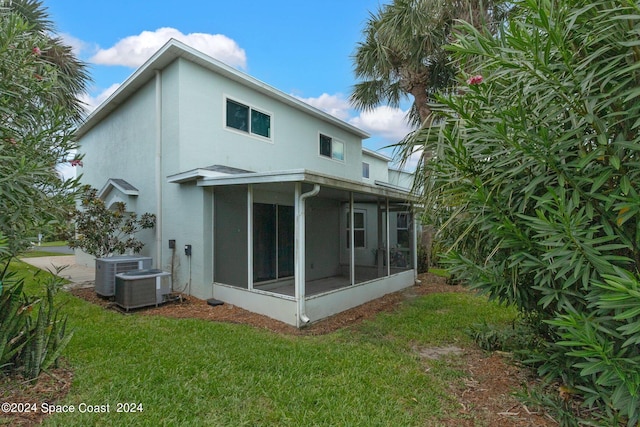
[94,256,153,297]
[114,269,171,311]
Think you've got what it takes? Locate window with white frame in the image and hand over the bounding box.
[397,213,410,248]
[346,210,366,248]
[319,134,344,161]
[226,98,271,138]
[362,162,370,179]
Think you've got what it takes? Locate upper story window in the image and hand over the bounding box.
[362,162,370,179]
[319,133,344,161]
[226,98,271,139]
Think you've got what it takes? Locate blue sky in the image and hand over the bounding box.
[45,0,414,161]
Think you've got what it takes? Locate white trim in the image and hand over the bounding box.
[195,169,417,202]
[97,179,139,199]
[167,168,247,184]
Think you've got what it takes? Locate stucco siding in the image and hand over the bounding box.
[362,152,390,183]
[173,59,363,180]
[78,78,160,266]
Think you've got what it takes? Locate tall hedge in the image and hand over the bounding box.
[417,0,640,424]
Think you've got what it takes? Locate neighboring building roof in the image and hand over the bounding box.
[98,178,139,199]
[76,39,370,140]
[362,147,392,162]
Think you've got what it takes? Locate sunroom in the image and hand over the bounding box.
[169,168,418,328]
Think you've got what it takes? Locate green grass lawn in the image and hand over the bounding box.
[18,241,71,258]
[6,262,517,426]
[38,241,69,247]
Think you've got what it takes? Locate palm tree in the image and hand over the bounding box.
[350,0,501,128]
[2,0,90,119]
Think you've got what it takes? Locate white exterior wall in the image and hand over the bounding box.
[362,151,390,184]
[158,59,369,299]
[171,59,363,181]
[77,79,160,267]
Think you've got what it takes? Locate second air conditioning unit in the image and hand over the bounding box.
[115,269,171,311]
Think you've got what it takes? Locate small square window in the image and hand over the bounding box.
[319,134,344,161]
[226,99,249,132]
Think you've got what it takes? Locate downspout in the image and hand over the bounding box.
[295,183,320,327]
[155,70,162,268]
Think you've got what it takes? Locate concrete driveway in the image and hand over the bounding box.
[20,255,95,285]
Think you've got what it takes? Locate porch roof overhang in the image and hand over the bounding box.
[169,168,418,203]
[166,164,253,184]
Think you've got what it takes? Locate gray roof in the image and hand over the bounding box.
[202,165,253,174]
[98,178,139,198]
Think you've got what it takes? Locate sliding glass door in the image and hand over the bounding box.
[253,203,294,282]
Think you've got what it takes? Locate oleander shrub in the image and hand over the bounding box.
[414,0,640,424]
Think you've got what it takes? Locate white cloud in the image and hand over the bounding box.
[90,27,247,69]
[59,32,97,57]
[349,105,414,143]
[294,93,352,121]
[295,94,414,153]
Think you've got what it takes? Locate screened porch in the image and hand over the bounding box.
[201,170,417,327]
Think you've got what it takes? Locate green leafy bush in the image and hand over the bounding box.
[415,0,640,424]
[67,186,156,258]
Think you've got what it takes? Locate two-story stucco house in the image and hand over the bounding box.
[76,39,418,327]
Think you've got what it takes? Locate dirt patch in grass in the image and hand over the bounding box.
[0,365,73,426]
[437,349,556,426]
[2,273,557,426]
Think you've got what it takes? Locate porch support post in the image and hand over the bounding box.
[295,183,320,327]
[349,192,355,286]
[377,199,384,277]
[386,197,391,277]
[247,184,253,291]
[412,206,418,280]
